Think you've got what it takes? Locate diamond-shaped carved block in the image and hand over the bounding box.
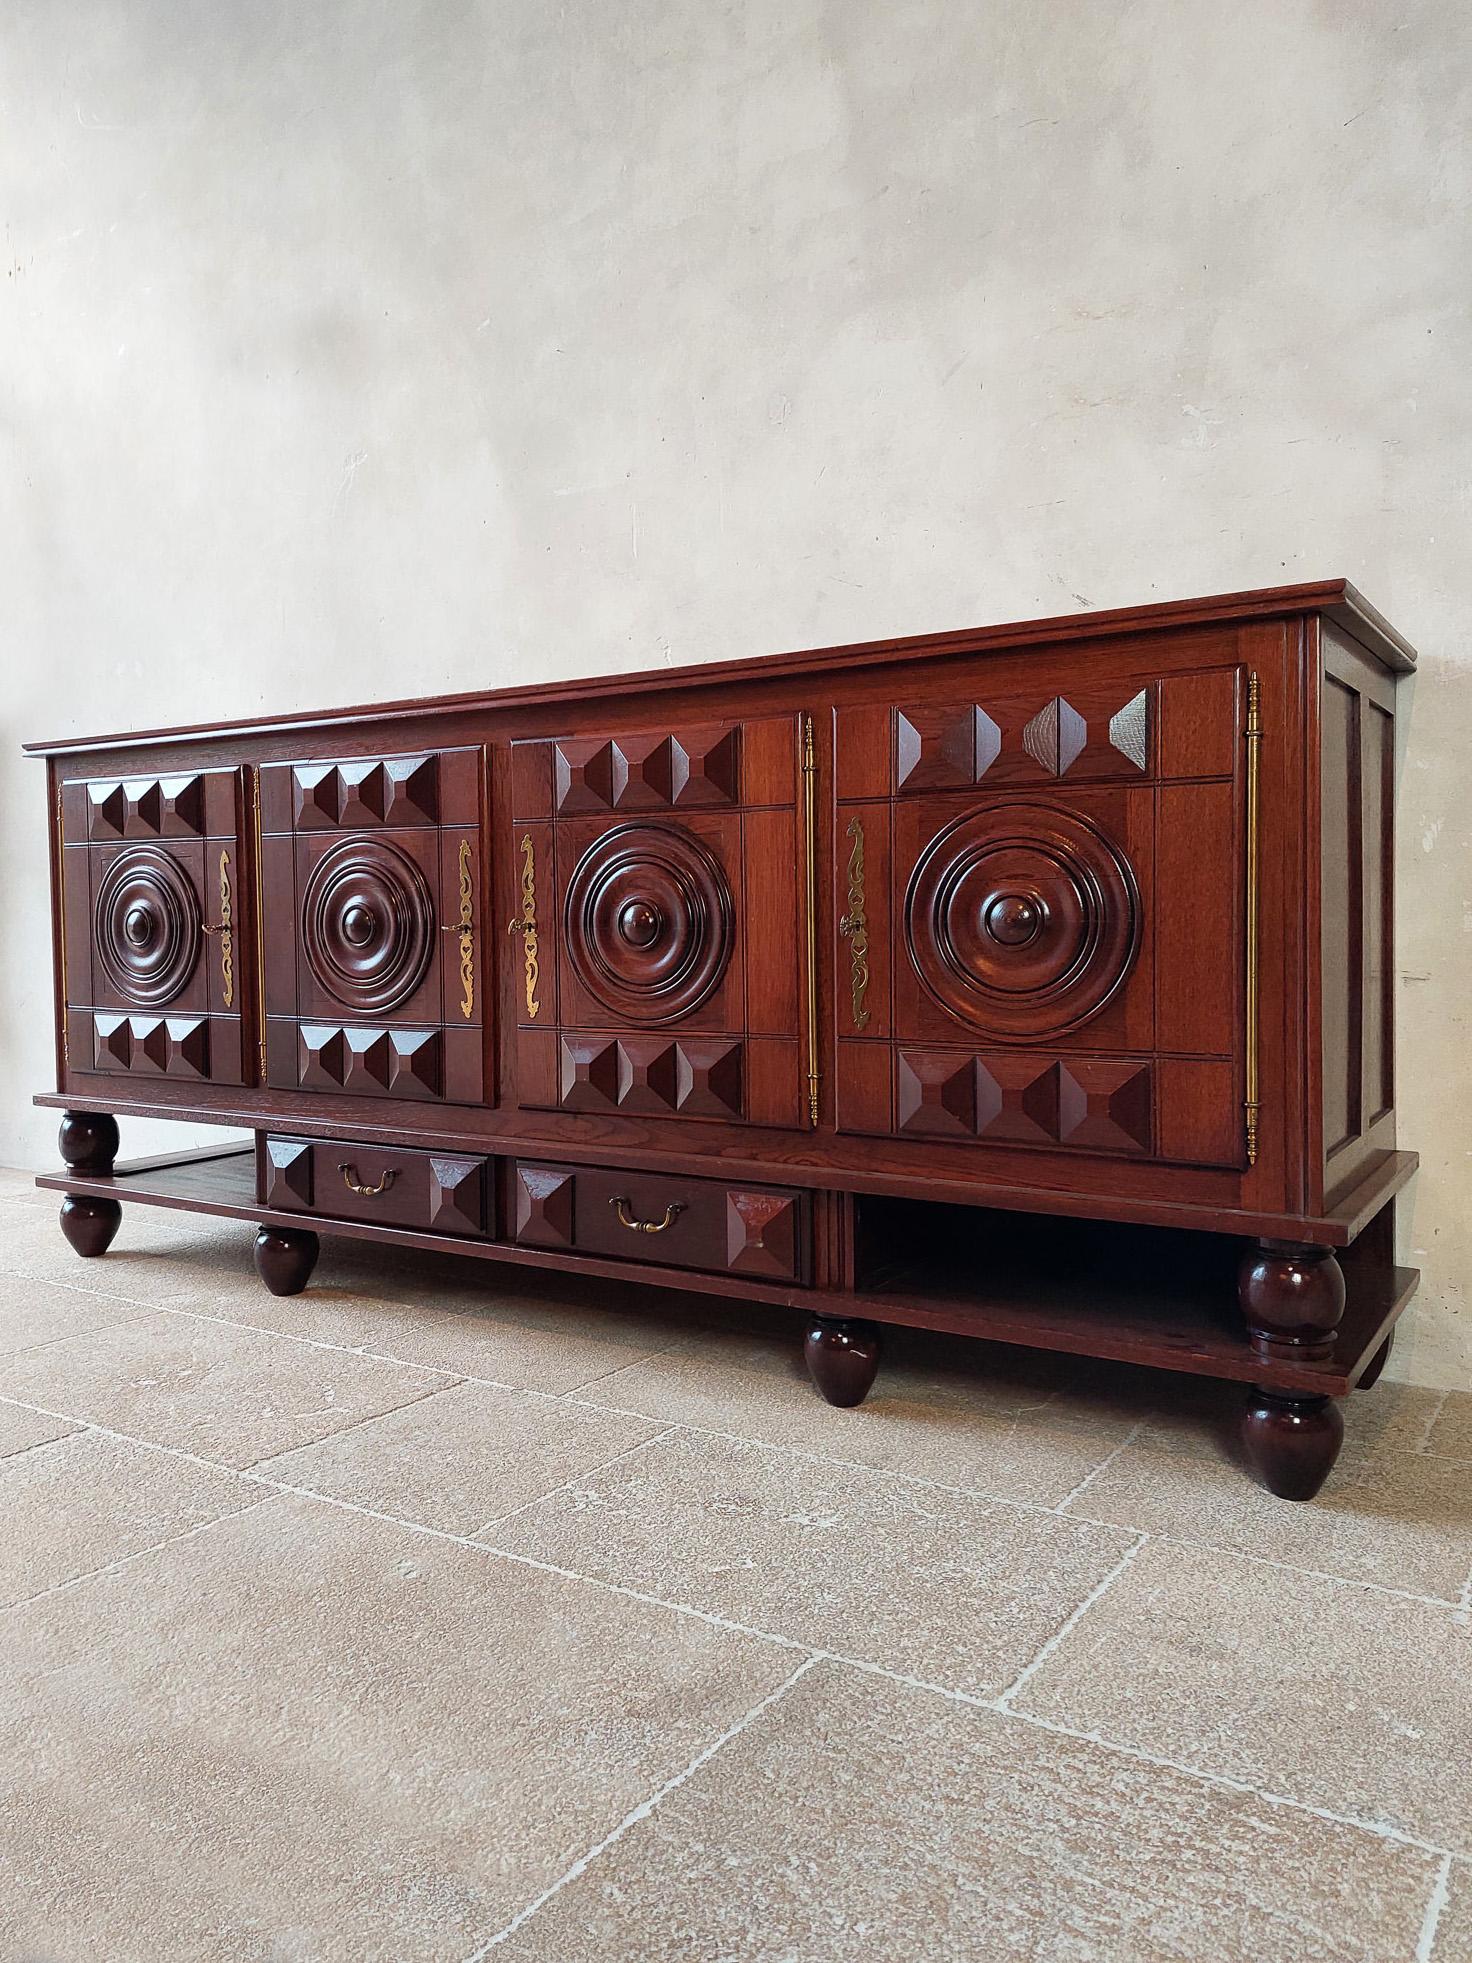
[264,1137,314,1209]
[297,1024,443,1099]
[1022,698,1089,775]
[975,1056,1063,1145]
[895,706,1001,792]
[88,774,206,840]
[725,1190,803,1280]
[90,1013,210,1077]
[896,1049,977,1136]
[291,756,439,830]
[1057,1061,1152,1153]
[1108,690,1150,772]
[428,1155,490,1236]
[560,1036,624,1111]
[513,1164,575,1247]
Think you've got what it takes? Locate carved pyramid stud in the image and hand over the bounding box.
[1057,1061,1152,1153]
[428,1155,487,1235]
[265,1137,314,1208]
[1023,697,1089,775]
[514,1165,575,1247]
[560,1036,623,1111]
[87,782,129,840]
[1108,690,1150,772]
[897,1049,977,1135]
[725,1190,801,1278]
[91,1012,209,1077]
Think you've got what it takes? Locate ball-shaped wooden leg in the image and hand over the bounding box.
[1356,1331,1394,1392]
[1238,1240,1346,1362]
[59,1194,121,1259]
[58,1111,120,1175]
[253,1226,320,1297]
[1241,1389,1344,1501]
[803,1317,881,1408]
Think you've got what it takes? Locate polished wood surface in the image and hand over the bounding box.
[28,583,1420,1499]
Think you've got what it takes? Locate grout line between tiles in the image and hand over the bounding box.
[4,1492,279,1614]
[1053,1420,1144,1511]
[1416,1853,1455,1962]
[459,1657,820,1958]
[993,1703,1456,1858]
[472,1427,676,1536]
[994,1536,1148,1708]
[0,1425,85,1469]
[1413,1391,1451,1456]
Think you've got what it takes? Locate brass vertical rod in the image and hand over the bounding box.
[250,766,268,1083]
[802,715,820,1128]
[1244,672,1262,1167]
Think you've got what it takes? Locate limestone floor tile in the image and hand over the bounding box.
[493,1663,1439,1963]
[487,1429,1137,1697]
[1063,1430,1472,1600]
[0,1269,157,1356]
[252,1379,663,1534]
[3,1492,796,1961]
[573,1323,1140,1507]
[213,1275,685,1394]
[0,1311,456,1467]
[1430,1858,1472,1961]
[1423,1389,1472,1464]
[0,1208,260,1306]
[1,1428,261,1604]
[0,1398,79,1458]
[1013,1539,1472,1854]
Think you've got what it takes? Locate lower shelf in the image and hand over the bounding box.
[36,1148,1416,1398]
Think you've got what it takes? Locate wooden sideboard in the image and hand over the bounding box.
[27,581,1419,1499]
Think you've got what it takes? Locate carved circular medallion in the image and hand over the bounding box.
[301,838,435,1014]
[93,846,202,1007]
[564,823,733,1024]
[905,803,1139,1040]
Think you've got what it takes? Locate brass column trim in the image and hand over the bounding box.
[217,848,235,1009]
[508,833,541,1019]
[1244,671,1262,1167]
[456,838,475,1019]
[249,766,268,1082]
[802,715,820,1127]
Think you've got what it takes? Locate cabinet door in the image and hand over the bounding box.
[507,717,804,1129]
[58,768,247,1085]
[259,749,484,1103]
[832,666,1247,1169]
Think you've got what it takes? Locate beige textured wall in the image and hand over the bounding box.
[2,2,1467,1386]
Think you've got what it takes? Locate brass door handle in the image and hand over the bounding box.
[339,1162,397,1199]
[609,1196,686,1235]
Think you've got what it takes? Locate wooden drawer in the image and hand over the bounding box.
[510,1160,809,1284]
[262,1134,494,1238]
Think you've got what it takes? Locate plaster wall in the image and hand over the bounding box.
[2,1,1467,1385]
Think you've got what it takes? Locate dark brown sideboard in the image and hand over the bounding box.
[27,582,1418,1500]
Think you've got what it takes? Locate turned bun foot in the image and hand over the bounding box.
[1356,1331,1394,1391]
[1241,1389,1344,1501]
[253,1225,320,1297]
[58,1111,120,1175]
[59,1194,121,1259]
[1238,1241,1347,1362]
[803,1317,881,1408]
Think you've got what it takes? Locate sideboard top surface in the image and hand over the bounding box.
[23,578,1414,758]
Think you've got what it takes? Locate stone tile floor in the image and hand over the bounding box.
[1,1166,1469,1961]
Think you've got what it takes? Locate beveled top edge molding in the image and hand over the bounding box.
[22,578,1414,758]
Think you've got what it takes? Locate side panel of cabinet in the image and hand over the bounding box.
[259,748,486,1105]
[58,767,247,1086]
[1318,621,1397,1207]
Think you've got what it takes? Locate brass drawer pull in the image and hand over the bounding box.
[339,1162,397,1199]
[609,1196,686,1235]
